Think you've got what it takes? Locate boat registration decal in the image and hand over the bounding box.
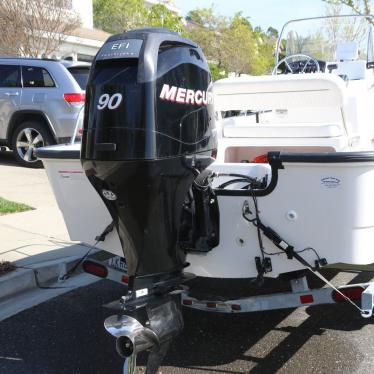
[108,256,127,272]
[321,177,341,189]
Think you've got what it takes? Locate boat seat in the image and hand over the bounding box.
[223,122,343,138]
[213,73,346,111]
[334,60,367,80]
[333,42,366,80]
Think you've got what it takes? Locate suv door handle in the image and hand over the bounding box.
[4,92,19,96]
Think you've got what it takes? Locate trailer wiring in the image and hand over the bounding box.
[58,220,116,281]
[14,239,101,290]
[206,173,323,262]
[192,170,214,191]
[237,181,366,315]
[211,173,320,262]
[14,221,115,289]
[213,173,280,259]
[248,190,267,263]
[58,241,99,281]
[194,172,257,191]
[307,267,367,315]
[243,186,324,259]
[217,172,257,180]
[218,178,252,189]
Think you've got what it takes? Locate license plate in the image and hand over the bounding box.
[108,256,127,272]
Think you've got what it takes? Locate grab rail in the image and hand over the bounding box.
[214,151,374,197]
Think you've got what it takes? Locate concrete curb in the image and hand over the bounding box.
[0,255,84,301]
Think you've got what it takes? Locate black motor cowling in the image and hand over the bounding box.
[81,28,217,291]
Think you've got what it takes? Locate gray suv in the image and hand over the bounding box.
[0,58,89,167]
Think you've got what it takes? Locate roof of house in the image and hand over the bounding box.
[70,27,112,42]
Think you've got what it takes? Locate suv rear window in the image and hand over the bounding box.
[0,65,20,87]
[22,66,55,88]
[67,67,89,90]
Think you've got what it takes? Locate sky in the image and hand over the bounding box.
[173,0,349,32]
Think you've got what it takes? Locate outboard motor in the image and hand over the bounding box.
[81,28,217,373]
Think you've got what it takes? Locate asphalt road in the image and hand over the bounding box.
[1,272,374,374]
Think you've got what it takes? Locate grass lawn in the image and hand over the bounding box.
[0,197,33,215]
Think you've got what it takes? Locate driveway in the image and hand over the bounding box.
[0,150,85,264]
[1,277,374,374]
[0,150,57,208]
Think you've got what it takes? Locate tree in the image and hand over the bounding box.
[220,13,257,75]
[188,6,227,30]
[320,1,369,59]
[253,40,276,75]
[94,0,186,34]
[324,2,368,49]
[208,62,227,81]
[267,27,279,39]
[146,4,185,34]
[221,13,276,76]
[187,6,228,69]
[252,22,278,75]
[93,0,148,33]
[323,0,372,21]
[0,0,81,57]
[187,8,277,77]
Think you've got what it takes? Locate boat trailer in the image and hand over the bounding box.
[82,257,374,373]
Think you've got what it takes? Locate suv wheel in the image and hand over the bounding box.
[11,122,54,168]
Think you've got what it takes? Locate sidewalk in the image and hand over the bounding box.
[0,152,90,265]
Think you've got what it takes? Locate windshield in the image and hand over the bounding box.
[277,15,374,63]
[67,67,90,90]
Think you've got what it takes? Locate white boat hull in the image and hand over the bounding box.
[42,155,123,257]
[39,146,374,279]
[189,161,374,277]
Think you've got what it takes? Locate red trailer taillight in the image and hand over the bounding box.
[82,260,108,278]
[332,286,365,302]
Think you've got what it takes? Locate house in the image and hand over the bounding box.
[54,0,109,61]
[57,0,181,62]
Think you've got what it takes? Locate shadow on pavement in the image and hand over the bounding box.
[160,270,374,373]
[0,150,22,168]
[0,271,373,373]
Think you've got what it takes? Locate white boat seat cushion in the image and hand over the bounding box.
[213,74,346,111]
[223,123,343,138]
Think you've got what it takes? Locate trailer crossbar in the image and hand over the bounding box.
[181,277,374,316]
[82,259,374,318]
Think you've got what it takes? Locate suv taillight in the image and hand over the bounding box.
[64,92,85,104]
